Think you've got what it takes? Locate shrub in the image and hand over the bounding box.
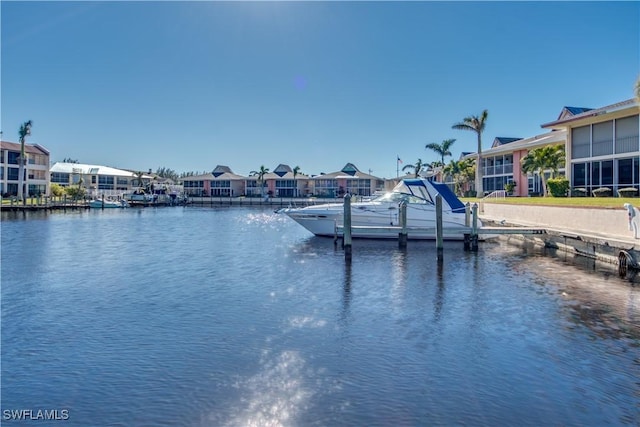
[65,186,86,200]
[546,178,569,197]
[617,187,638,198]
[592,187,612,197]
[504,181,516,194]
[50,183,64,197]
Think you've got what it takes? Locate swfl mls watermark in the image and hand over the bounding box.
[2,409,69,422]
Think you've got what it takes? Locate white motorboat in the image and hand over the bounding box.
[280,178,481,240]
[89,198,129,208]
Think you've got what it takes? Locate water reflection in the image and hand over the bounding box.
[496,239,640,340]
[340,260,352,326]
[219,350,312,427]
[433,255,445,322]
[390,249,407,310]
[3,209,639,426]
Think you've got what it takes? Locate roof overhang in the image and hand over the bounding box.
[541,98,638,130]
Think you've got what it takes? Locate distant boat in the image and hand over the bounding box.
[124,190,155,206]
[89,199,129,209]
[280,178,482,240]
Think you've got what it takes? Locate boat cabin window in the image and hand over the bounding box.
[406,184,433,203]
[376,192,429,204]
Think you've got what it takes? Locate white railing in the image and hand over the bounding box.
[482,190,506,200]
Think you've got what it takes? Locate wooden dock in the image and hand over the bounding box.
[334,225,546,237]
[335,195,546,260]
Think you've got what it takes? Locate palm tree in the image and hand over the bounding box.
[452,110,488,196]
[442,160,463,195]
[402,158,425,178]
[134,171,146,191]
[443,158,475,196]
[293,166,301,197]
[521,145,565,197]
[422,161,444,181]
[425,139,456,166]
[635,75,640,101]
[250,165,270,197]
[17,120,33,205]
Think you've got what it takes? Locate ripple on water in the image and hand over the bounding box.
[1,209,639,426]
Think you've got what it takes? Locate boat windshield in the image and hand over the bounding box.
[374,181,432,204]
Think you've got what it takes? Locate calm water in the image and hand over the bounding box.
[2,207,639,426]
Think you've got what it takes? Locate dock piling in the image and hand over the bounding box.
[436,195,444,261]
[399,201,407,248]
[464,202,471,251]
[471,203,479,251]
[343,194,352,260]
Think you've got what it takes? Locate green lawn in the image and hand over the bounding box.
[460,196,636,209]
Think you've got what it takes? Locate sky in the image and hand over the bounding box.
[1,1,638,179]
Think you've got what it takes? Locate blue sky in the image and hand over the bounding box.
[2,1,638,178]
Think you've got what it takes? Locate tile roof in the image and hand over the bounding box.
[462,130,567,158]
[492,137,522,148]
[560,106,593,118]
[1,141,50,156]
[49,162,150,178]
[542,98,638,129]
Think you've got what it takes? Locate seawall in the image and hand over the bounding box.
[479,202,640,272]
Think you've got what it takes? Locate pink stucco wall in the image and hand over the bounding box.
[512,150,528,197]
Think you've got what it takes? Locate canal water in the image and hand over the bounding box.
[2,207,639,426]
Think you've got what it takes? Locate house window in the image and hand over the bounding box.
[571,126,591,159]
[51,172,70,184]
[98,176,114,190]
[211,180,231,188]
[28,184,46,195]
[29,170,46,180]
[573,163,586,187]
[618,158,634,186]
[592,121,613,156]
[601,160,613,186]
[7,167,19,181]
[615,115,640,154]
[7,152,19,165]
[591,162,601,187]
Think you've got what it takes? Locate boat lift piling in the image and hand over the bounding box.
[435,195,444,261]
[471,203,479,252]
[463,203,471,251]
[343,194,352,260]
[333,194,543,261]
[399,201,408,248]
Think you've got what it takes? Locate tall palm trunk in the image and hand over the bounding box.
[17,120,32,205]
[476,133,483,196]
[17,151,25,204]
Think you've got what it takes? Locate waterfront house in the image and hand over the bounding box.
[49,162,153,197]
[542,98,640,197]
[0,140,50,197]
[463,131,567,197]
[262,164,310,197]
[458,98,639,197]
[308,163,384,197]
[182,165,245,197]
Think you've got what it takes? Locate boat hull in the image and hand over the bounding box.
[282,203,477,240]
[280,179,490,240]
[89,200,128,208]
